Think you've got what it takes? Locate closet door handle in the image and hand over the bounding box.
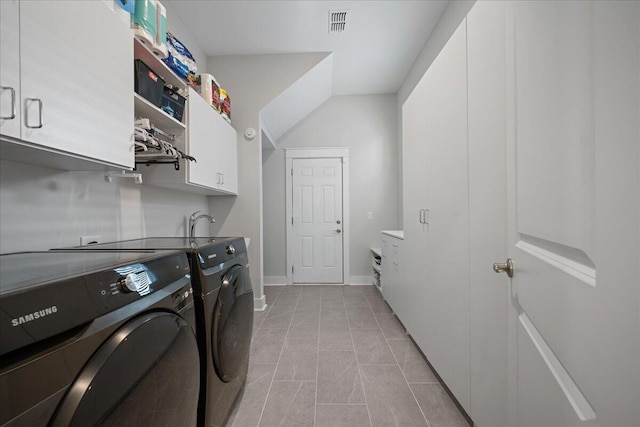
[419,209,424,224]
[0,86,16,120]
[25,98,43,129]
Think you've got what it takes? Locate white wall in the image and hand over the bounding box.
[262,95,398,283]
[205,53,329,298]
[0,160,209,253]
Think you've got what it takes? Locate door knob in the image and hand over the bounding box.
[335,229,342,233]
[493,258,514,278]
[337,220,341,224]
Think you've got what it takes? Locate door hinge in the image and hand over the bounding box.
[292,265,294,273]
[291,168,293,176]
[291,217,293,225]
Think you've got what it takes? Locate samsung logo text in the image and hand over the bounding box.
[11,306,58,326]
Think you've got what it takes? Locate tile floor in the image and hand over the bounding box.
[228,285,469,427]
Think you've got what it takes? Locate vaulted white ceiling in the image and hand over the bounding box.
[165,1,448,95]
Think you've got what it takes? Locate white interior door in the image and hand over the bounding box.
[292,157,343,283]
[506,2,639,426]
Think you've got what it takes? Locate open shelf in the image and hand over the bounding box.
[134,93,186,131]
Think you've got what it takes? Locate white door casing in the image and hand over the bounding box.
[286,148,349,285]
[505,2,639,426]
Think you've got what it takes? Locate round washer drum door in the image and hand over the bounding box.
[211,265,254,382]
[50,312,200,427]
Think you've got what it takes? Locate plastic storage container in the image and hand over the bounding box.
[161,86,186,122]
[135,59,165,107]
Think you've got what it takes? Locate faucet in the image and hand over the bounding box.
[189,210,215,239]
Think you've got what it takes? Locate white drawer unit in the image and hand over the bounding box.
[380,230,403,311]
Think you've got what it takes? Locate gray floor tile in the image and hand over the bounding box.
[316,404,371,427]
[290,308,320,330]
[250,328,288,364]
[296,296,322,310]
[366,297,392,314]
[238,285,467,427]
[317,350,366,404]
[342,285,365,297]
[374,312,407,340]
[361,286,382,298]
[263,286,282,302]
[261,308,295,329]
[319,324,354,351]
[320,305,348,327]
[253,310,268,336]
[228,364,276,427]
[410,383,468,427]
[299,285,323,297]
[274,333,318,381]
[360,365,429,427]
[346,307,378,328]
[279,286,302,296]
[388,339,439,383]
[344,294,370,308]
[259,381,316,427]
[351,328,396,365]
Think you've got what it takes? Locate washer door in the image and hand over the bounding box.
[50,311,200,427]
[211,265,254,382]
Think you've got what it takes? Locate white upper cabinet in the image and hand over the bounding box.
[0,1,21,140]
[185,87,238,195]
[0,0,133,169]
[140,87,238,196]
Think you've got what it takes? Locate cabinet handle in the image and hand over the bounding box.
[25,98,43,129]
[220,173,224,185]
[0,86,16,120]
[419,209,424,224]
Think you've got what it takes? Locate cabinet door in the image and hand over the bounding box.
[400,76,431,336]
[214,115,238,194]
[423,19,470,413]
[380,236,390,301]
[404,18,471,412]
[187,88,220,189]
[0,0,21,139]
[19,1,133,168]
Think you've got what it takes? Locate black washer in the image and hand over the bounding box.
[53,237,254,427]
[0,250,199,427]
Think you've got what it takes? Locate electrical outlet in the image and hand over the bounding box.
[367,211,373,220]
[80,235,102,246]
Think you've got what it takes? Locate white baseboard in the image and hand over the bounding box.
[264,276,286,286]
[253,294,267,311]
[349,275,374,286]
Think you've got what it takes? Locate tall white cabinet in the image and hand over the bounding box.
[400,2,508,426]
[402,18,471,412]
[0,0,133,169]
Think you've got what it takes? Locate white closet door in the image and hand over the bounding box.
[506,2,639,426]
[467,2,508,426]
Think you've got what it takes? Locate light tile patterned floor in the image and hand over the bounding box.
[228,285,469,427]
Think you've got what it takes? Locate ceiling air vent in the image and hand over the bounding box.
[328,10,349,33]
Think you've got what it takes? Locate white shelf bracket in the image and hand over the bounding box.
[105,170,143,184]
